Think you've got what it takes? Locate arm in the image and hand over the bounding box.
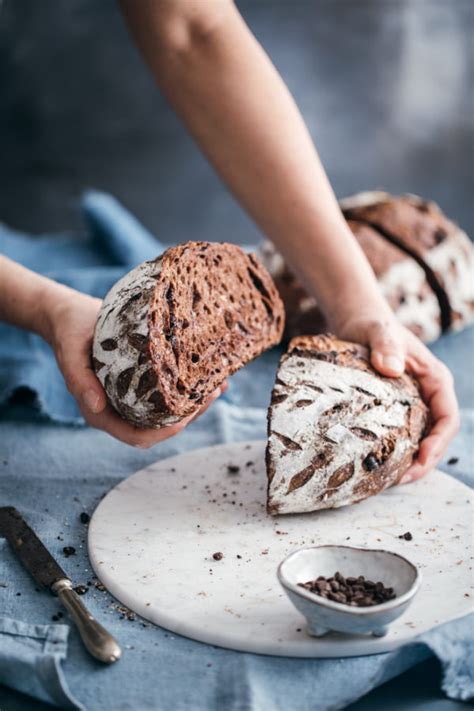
[119,0,459,478]
[0,255,223,447]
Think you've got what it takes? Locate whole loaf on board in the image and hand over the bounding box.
[266,334,429,515]
[93,242,284,428]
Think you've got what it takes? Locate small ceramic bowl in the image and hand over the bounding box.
[278,545,420,638]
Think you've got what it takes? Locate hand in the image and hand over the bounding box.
[332,309,460,484]
[42,287,226,447]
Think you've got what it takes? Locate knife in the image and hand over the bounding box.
[0,506,121,664]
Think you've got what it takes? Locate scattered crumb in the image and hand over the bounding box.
[63,546,76,557]
[447,457,459,466]
[74,585,88,595]
[227,465,240,475]
[236,554,242,559]
[212,552,224,561]
[79,512,90,524]
[398,532,413,541]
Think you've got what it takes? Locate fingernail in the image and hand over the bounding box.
[400,474,412,485]
[83,389,101,413]
[382,355,404,373]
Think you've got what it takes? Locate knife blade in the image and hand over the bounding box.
[0,506,121,664]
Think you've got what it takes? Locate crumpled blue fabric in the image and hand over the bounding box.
[0,192,473,710]
[0,616,84,709]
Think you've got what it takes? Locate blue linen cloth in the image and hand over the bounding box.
[0,193,473,710]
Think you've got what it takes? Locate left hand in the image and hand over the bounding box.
[332,310,460,484]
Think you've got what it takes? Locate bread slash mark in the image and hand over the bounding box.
[286,450,332,494]
[273,432,302,451]
[326,462,355,490]
[136,369,157,399]
[116,367,135,398]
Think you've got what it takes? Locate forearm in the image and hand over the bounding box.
[0,255,72,342]
[119,0,391,325]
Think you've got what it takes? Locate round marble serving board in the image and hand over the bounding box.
[88,440,473,658]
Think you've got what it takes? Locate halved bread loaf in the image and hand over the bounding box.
[93,242,284,428]
[266,334,429,515]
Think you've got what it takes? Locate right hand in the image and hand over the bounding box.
[42,286,226,448]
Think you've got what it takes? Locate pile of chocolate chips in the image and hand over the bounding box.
[298,572,396,607]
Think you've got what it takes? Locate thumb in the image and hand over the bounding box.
[368,321,406,377]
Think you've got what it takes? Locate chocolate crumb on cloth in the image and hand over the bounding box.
[93,241,284,428]
[266,334,429,515]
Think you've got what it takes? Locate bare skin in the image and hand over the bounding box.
[0,0,459,469]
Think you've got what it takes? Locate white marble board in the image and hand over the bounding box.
[88,441,473,658]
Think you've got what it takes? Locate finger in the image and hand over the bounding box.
[367,321,406,377]
[401,341,459,484]
[58,338,107,415]
[83,404,188,448]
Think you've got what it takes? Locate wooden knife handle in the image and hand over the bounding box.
[53,579,122,664]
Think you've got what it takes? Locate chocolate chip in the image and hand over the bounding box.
[298,572,396,608]
[63,546,76,557]
[79,512,90,524]
[363,454,379,471]
[74,585,88,595]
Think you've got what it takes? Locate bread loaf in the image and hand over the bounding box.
[259,191,474,342]
[266,334,429,515]
[93,242,284,428]
[341,191,474,334]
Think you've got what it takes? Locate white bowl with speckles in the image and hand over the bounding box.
[278,545,421,638]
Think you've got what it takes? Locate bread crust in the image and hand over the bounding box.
[266,334,429,515]
[259,191,474,343]
[93,242,284,427]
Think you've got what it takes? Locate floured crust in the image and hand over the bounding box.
[93,242,284,428]
[341,192,474,333]
[258,191,474,343]
[266,334,429,515]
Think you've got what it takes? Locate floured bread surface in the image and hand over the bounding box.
[259,191,474,343]
[342,192,474,334]
[266,334,429,515]
[93,242,284,428]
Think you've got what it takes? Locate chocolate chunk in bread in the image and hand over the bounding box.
[93,242,284,428]
[266,334,429,515]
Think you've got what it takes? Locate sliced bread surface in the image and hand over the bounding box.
[93,242,284,427]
